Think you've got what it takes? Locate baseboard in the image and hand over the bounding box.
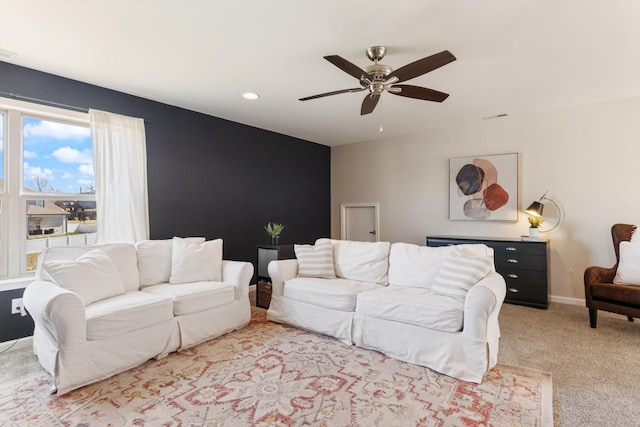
[0,335,33,353]
[550,295,585,306]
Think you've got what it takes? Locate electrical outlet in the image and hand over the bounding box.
[11,298,25,316]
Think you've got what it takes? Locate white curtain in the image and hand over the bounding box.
[90,109,149,244]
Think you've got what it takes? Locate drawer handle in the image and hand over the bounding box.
[506,247,517,251]
[507,259,518,263]
[508,288,520,293]
[507,273,519,279]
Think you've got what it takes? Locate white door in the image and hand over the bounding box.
[341,203,379,242]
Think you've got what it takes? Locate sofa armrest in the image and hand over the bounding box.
[221,260,254,300]
[268,259,299,297]
[23,280,87,349]
[462,272,506,339]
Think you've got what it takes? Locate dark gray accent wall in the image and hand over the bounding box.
[0,61,330,342]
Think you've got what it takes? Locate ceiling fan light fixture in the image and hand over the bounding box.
[242,92,259,100]
[300,46,456,115]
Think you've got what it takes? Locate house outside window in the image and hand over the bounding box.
[0,98,97,278]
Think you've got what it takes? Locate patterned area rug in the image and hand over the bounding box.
[0,308,552,426]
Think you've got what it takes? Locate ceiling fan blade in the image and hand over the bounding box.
[324,55,371,81]
[388,50,456,83]
[361,94,380,115]
[299,87,366,101]
[388,84,450,102]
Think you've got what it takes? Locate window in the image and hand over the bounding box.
[0,99,97,278]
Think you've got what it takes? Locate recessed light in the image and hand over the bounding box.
[243,92,259,100]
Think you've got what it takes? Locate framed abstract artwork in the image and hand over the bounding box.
[449,153,518,221]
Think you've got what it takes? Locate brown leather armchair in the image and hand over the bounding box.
[584,224,640,328]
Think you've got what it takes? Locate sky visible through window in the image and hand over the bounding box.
[22,117,94,194]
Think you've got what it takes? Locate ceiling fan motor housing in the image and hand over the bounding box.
[363,63,392,94]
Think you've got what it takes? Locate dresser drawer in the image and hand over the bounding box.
[495,253,546,271]
[501,269,547,288]
[505,282,548,307]
[490,241,546,256]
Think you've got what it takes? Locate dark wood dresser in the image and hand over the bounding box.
[426,235,549,309]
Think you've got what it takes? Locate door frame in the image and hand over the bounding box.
[340,202,380,242]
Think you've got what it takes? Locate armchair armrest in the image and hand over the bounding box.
[23,280,87,350]
[268,259,299,297]
[584,265,617,286]
[221,260,254,300]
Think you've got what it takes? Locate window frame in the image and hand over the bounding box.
[0,98,94,279]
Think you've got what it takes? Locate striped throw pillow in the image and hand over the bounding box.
[295,238,336,279]
[431,256,493,301]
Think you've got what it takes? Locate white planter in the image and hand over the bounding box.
[529,227,539,239]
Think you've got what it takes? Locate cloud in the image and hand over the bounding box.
[24,162,54,180]
[78,164,94,176]
[24,121,90,140]
[23,150,38,159]
[78,179,94,186]
[52,146,92,164]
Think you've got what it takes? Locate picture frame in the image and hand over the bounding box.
[449,153,518,222]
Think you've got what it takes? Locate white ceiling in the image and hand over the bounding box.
[0,1,639,147]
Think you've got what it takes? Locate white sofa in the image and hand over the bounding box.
[267,239,506,383]
[23,237,253,395]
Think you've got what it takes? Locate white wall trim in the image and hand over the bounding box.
[550,295,585,306]
[0,335,32,353]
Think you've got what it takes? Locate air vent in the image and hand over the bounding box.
[0,49,17,59]
[482,113,508,120]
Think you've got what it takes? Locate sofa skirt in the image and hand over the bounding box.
[267,296,355,345]
[352,313,493,383]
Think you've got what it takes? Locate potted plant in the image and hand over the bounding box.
[264,222,284,245]
[528,216,544,239]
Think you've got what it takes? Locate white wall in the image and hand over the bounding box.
[331,97,640,303]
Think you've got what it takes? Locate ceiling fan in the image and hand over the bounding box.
[299,46,456,115]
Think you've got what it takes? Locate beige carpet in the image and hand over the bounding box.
[498,302,640,427]
[0,308,552,427]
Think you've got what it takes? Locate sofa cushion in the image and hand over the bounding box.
[331,240,390,285]
[43,249,126,306]
[37,246,88,282]
[85,291,174,341]
[95,243,140,291]
[169,238,223,284]
[388,243,459,289]
[142,281,235,315]
[431,255,493,301]
[136,237,205,287]
[613,242,640,286]
[295,238,336,279]
[283,277,381,311]
[37,244,140,291]
[356,286,464,332]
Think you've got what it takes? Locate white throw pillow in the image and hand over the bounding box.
[431,255,494,301]
[136,237,205,286]
[332,240,390,284]
[169,237,223,284]
[43,249,126,306]
[388,243,459,289]
[613,241,640,286]
[295,238,336,279]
